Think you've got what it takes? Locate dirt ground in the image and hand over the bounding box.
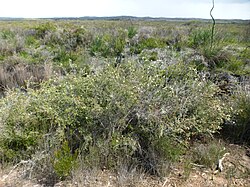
[1,144,249,187]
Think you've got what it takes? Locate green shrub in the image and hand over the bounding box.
[53,141,78,179]
[90,31,126,57]
[0,30,15,41]
[25,35,40,47]
[0,21,249,179]
[139,51,159,62]
[222,86,250,144]
[226,60,245,73]
[130,37,166,54]
[154,136,184,162]
[46,27,93,52]
[90,36,104,56]
[71,27,92,47]
[228,47,250,75]
[188,28,228,68]
[0,61,232,174]
[188,29,211,49]
[0,91,40,162]
[34,22,56,39]
[0,30,25,57]
[127,26,137,39]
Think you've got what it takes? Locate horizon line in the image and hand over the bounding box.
[0,15,249,21]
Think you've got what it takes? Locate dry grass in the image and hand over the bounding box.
[0,59,59,93]
[1,141,249,187]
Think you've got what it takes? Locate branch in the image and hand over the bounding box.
[214,152,230,174]
[210,0,215,50]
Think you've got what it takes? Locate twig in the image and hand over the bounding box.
[162,178,169,187]
[3,160,34,181]
[190,163,206,168]
[210,0,215,50]
[215,152,230,173]
[218,153,230,172]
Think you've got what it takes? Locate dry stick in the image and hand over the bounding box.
[210,0,215,50]
[214,152,230,174]
[2,160,35,181]
[162,178,169,187]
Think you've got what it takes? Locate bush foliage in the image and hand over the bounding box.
[0,61,233,176]
[0,20,249,180]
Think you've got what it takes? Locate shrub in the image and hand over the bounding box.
[0,61,232,175]
[191,141,226,169]
[222,85,250,144]
[0,30,25,58]
[34,22,56,39]
[130,37,166,54]
[226,59,245,74]
[90,31,126,58]
[53,141,78,179]
[188,28,228,68]
[139,50,159,62]
[188,29,211,49]
[25,35,40,48]
[226,47,250,75]
[45,27,93,51]
[0,39,16,57]
[0,30,15,40]
[0,91,40,162]
[127,26,137,39]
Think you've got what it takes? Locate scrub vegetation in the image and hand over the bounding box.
[0,19,249,186]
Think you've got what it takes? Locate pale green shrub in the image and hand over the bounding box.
[0,61,232,175]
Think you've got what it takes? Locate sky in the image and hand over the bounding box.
[0,0,249,19]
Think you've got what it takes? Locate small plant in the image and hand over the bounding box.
[139,50,158,62]
[146,136,185,176]
[89,36,104,56]
[191,142,226,169]
[90,32,126,58]
[34,22,56,39]
[0,33,25,57]
[53,141,78,179]
[226,59,245,73]
[148,51,158,61]
[25,35,40,47]
[223,85,250,144]
[183,157,192,180]
[0,30,15,40]
[130,37,165,54]
[127,26,137,39]
[140,37,165,49]
[188,28,228,68]
[188,29,212,49]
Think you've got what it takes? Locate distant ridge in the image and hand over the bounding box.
[0,17,26,21]
[0,16,249,23]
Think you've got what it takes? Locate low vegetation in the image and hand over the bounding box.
[0,19,249,186]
